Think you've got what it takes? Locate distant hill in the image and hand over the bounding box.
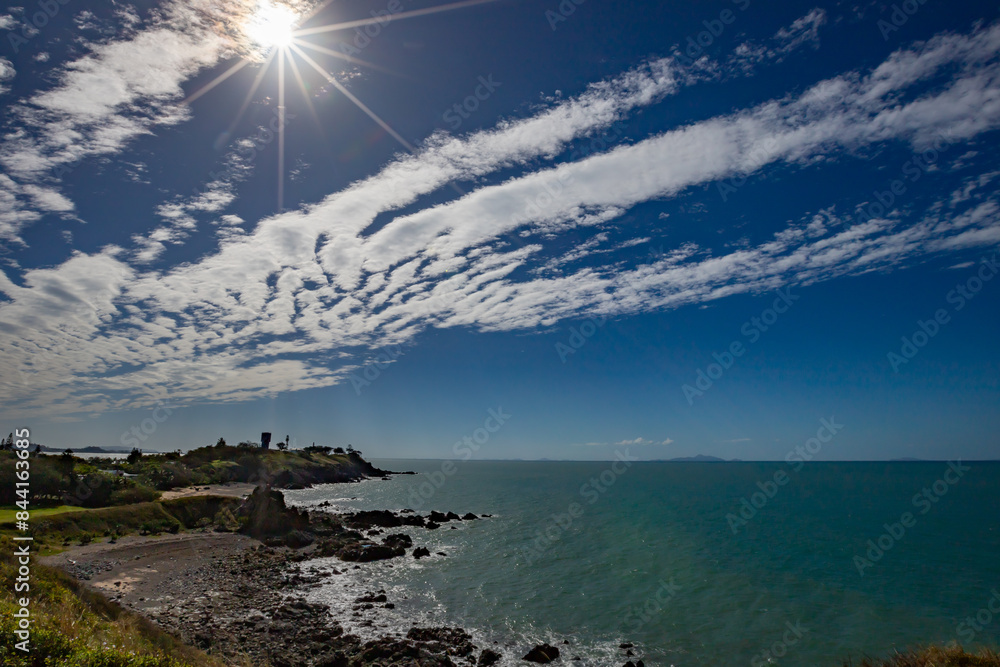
[668,455,730,462]
[38,445,160,454]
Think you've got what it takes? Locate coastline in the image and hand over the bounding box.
[34,488,601,667]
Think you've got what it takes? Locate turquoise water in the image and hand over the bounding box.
[285,460,1000,666]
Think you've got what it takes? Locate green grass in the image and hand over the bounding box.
[0,540,224,667]
[0,505,95,523]
[0,496,244,553]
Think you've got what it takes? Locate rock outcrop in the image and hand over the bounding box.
[524,643,560,663]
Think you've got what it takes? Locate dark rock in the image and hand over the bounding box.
[619,643,634,649]
[478,648,502,666]
[406,627,476,656]
[428,510,449,523]
[315,653,348,667]
[624,662,636,667]
[354,593,387,603]
[626,649,634,656]
[413,547,431,559]
[462,513,479,520]
[336,542,406,562]
[283,529,315,548]
[382,533,413,549]
[238,486,310,539]
[524,644,560,663]
[445,512,461,521]
[401,514,427,527]
[426,522,441,530]
[345,510,404,529]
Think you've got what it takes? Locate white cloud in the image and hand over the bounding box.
[0,57,14,95]
[0,0,227,240]
[614,438,674,446]
[3,22,1000,419]
[732,8,827,69]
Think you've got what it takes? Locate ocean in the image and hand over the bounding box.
[284,460,1000,666]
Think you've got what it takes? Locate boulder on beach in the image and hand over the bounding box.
[524,643,560,663]
[406,627,476,656]
[238,485,311,540]
[478,648,502,666]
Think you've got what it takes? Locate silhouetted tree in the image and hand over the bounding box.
[216,437,226,447]
[127,447,142,465]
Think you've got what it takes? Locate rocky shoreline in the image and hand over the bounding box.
[45,485,646,667]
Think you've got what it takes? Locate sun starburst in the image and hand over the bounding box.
[246,1,298,52]
[185,0,500,214]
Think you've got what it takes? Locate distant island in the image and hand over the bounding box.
[36,445,161,454]
[668,455,739,462]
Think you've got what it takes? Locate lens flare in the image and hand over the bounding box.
[246,1,298,50]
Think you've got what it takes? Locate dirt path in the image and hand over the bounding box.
[158,482,257,501]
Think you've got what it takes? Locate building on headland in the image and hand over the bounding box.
[261,432,272,450]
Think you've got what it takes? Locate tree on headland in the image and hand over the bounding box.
[333,447,345,454]
[216,437,226,447]
[127,447,142,464]
[1,433,13,451]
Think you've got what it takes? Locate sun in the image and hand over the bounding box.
[185,0,498,213]
[246,1,299,50]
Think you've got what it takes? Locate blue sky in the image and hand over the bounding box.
[1,0,999,460]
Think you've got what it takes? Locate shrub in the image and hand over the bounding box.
[109,485,160,506]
